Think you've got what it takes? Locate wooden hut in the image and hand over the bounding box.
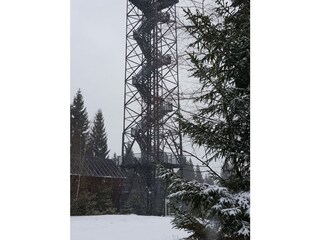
[71,156,126,211]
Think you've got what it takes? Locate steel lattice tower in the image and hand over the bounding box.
[121,0,184,215]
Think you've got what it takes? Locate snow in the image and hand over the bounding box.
[71,214,189,240]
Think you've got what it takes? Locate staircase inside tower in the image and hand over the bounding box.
[122,0,183,216]
[129,0,178,165]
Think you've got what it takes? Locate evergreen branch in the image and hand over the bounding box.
[182,149,224,182]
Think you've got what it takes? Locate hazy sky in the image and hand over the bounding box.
[71,0,127,155]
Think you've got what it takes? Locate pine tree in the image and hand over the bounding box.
[70,89,90,214]
[123,143,135,166]
[194,165,204,183]
[93,189,116,214]
[71,89,90,159]
[183,158,196,181]
[165,0,250,239]
[180,0,250,190]
[112,152,119,166]
[88,109,110,159]
[204,174,214,185]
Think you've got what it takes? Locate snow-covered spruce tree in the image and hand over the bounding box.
[163,171,250,240]
[88,109,110,159]
[70,89,90,159]
[165,0,250,239]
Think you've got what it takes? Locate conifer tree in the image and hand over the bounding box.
[183,158,196,181]
[123,143,135,166]
[180,0,250,190]
[70,89,90,214]
[204,174,214,185]
[112,152,120,166]
[194,164,204,183]
[164,0,250,239]
[71,89,90,159]
[88,109,110,159]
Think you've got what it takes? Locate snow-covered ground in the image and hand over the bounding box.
[71,214,189,240]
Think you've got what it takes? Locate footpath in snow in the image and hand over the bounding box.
[71,214,189,240]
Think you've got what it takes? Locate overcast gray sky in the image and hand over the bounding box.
[71,0,127,155]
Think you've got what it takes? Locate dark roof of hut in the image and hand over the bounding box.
[71,156,126,179]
